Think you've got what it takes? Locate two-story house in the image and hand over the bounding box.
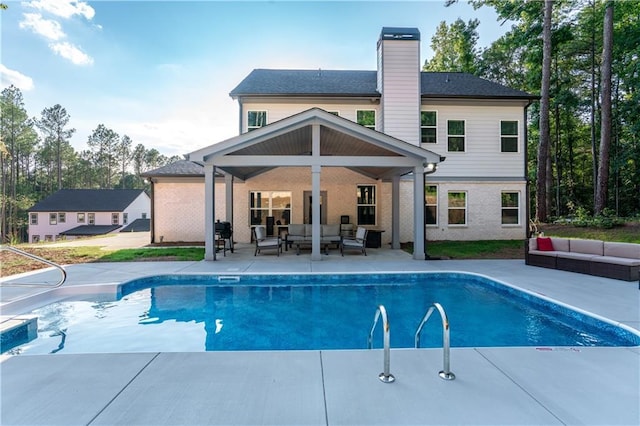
[28,189,150,242]
[142,27,537,260]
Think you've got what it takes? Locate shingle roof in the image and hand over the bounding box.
[59,225,121,236]
[229,69,537,99]
[29,189,147,212]
[140,160,204,177]
[229,69,380,98]
[120,218,150,232]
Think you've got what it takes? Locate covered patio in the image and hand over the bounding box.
[188,108,443,261]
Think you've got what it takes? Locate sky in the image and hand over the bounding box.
[1,0,512,157]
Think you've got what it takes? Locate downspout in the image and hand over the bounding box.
[524,100,533,238]
[149,178,155,244]
[423,164,439,260]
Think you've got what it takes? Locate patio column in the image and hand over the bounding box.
[204,164,216,261]
[311,123,322,261]
[391,175,400,249]
[413,166,425,260]
[225,173,234,251]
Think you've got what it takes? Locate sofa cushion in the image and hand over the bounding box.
[322,224,340,237]
[569,239,604,255]
[304,224,313,237]
[288,224,305,236]
[556,251,600,261]
[550,237,570,252]
[528,249,558,257]
[604,242,640,260]
[536,237,554,251]
[591,256,640,267]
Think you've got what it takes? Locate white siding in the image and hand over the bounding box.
[379,39,421,144]
[122,192,151,223]
[241,101,380,132]
[422,103,526,178]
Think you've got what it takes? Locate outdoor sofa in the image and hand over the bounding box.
[286,224,341,255]
[525,236,640,281]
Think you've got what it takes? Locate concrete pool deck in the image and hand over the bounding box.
[1,245,639,425]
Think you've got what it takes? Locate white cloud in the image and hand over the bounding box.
[49,41,94,66]
[19,12,65,41]
[0,64,35,91]
[24,0,95,20]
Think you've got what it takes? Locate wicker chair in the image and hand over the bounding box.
[253,225,282,256]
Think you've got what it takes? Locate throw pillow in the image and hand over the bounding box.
[536,237,554,251]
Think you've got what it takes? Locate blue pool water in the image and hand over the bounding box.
[4,273,639,355]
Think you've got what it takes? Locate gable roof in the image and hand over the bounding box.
[141,160,205,177]
[29,189,148,212]
[229,69,537,100]
[189,107,443,181]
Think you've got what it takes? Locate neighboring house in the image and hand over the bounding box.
[142,27,537,261]
[28,189,150,242]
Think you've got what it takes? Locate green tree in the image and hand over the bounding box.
[87,124,119,188]
[36,104,75,191]
[423,18,480,73]
[116,135,132,189]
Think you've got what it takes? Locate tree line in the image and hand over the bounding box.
[427,0,639,223]
[0,85,181,243]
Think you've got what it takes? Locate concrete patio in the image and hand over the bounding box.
[1,244,639,425]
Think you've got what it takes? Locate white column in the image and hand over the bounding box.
[311,124,322,261]
[413,167,425,260]
[225,173,234,251]
[204,164,216,261]
[391,175,400,249]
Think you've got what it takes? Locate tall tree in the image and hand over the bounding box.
[536,0,553,222]
[423,18,480,73]
[594,1,614,214]
[116,135,132,189]
[87,124,119,188]
[36,104,75,190]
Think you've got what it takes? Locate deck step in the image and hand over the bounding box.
[0,315,38,353]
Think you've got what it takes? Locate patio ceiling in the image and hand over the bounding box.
[188,108,443,181]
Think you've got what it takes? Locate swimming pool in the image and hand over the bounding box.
[4,272,639,355]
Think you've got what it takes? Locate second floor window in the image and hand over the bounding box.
[88,213,95,225]
[357,185,376,225]
[421,111,437,143]
[500,121,518,152]
[30,213,38,225]
[58,212,66,223]
[112,213,119,225]
[447,120,465,152]
[77,213,85,223]
[123,213,128,225]
[247,111,267,131]
[356,110,375,130]
[49,213,57,225]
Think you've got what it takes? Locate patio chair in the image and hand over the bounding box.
[340,226,368,256]
[253,225,282,256]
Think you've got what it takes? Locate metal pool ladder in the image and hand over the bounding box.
[0,245,67,288]
[415,302,456,380]
[367,304,395,383]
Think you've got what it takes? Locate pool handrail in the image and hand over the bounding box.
[367,304,395,383]
[415,302,456,380]
[0,245,67,288]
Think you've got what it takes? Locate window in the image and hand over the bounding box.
[142,213,147,219]
[45,235,53,242]
[425,185,438,225]
[356,185,376,225]
[250,191,292,226]
[49,213,57,225]
[501,121,518,152]
[448,192,467,225]
[247,111,267,131]
[77,213,85,223]
[123,213,128,225]
[88,213,95,225]
[32,235,40,243]
[112,213,119,225]
[421,111,437,144]
[501,192,520,225]
[356,110,376,130]
[58,212,66,223]
[447,120,465,152]
[30,213,38,225]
